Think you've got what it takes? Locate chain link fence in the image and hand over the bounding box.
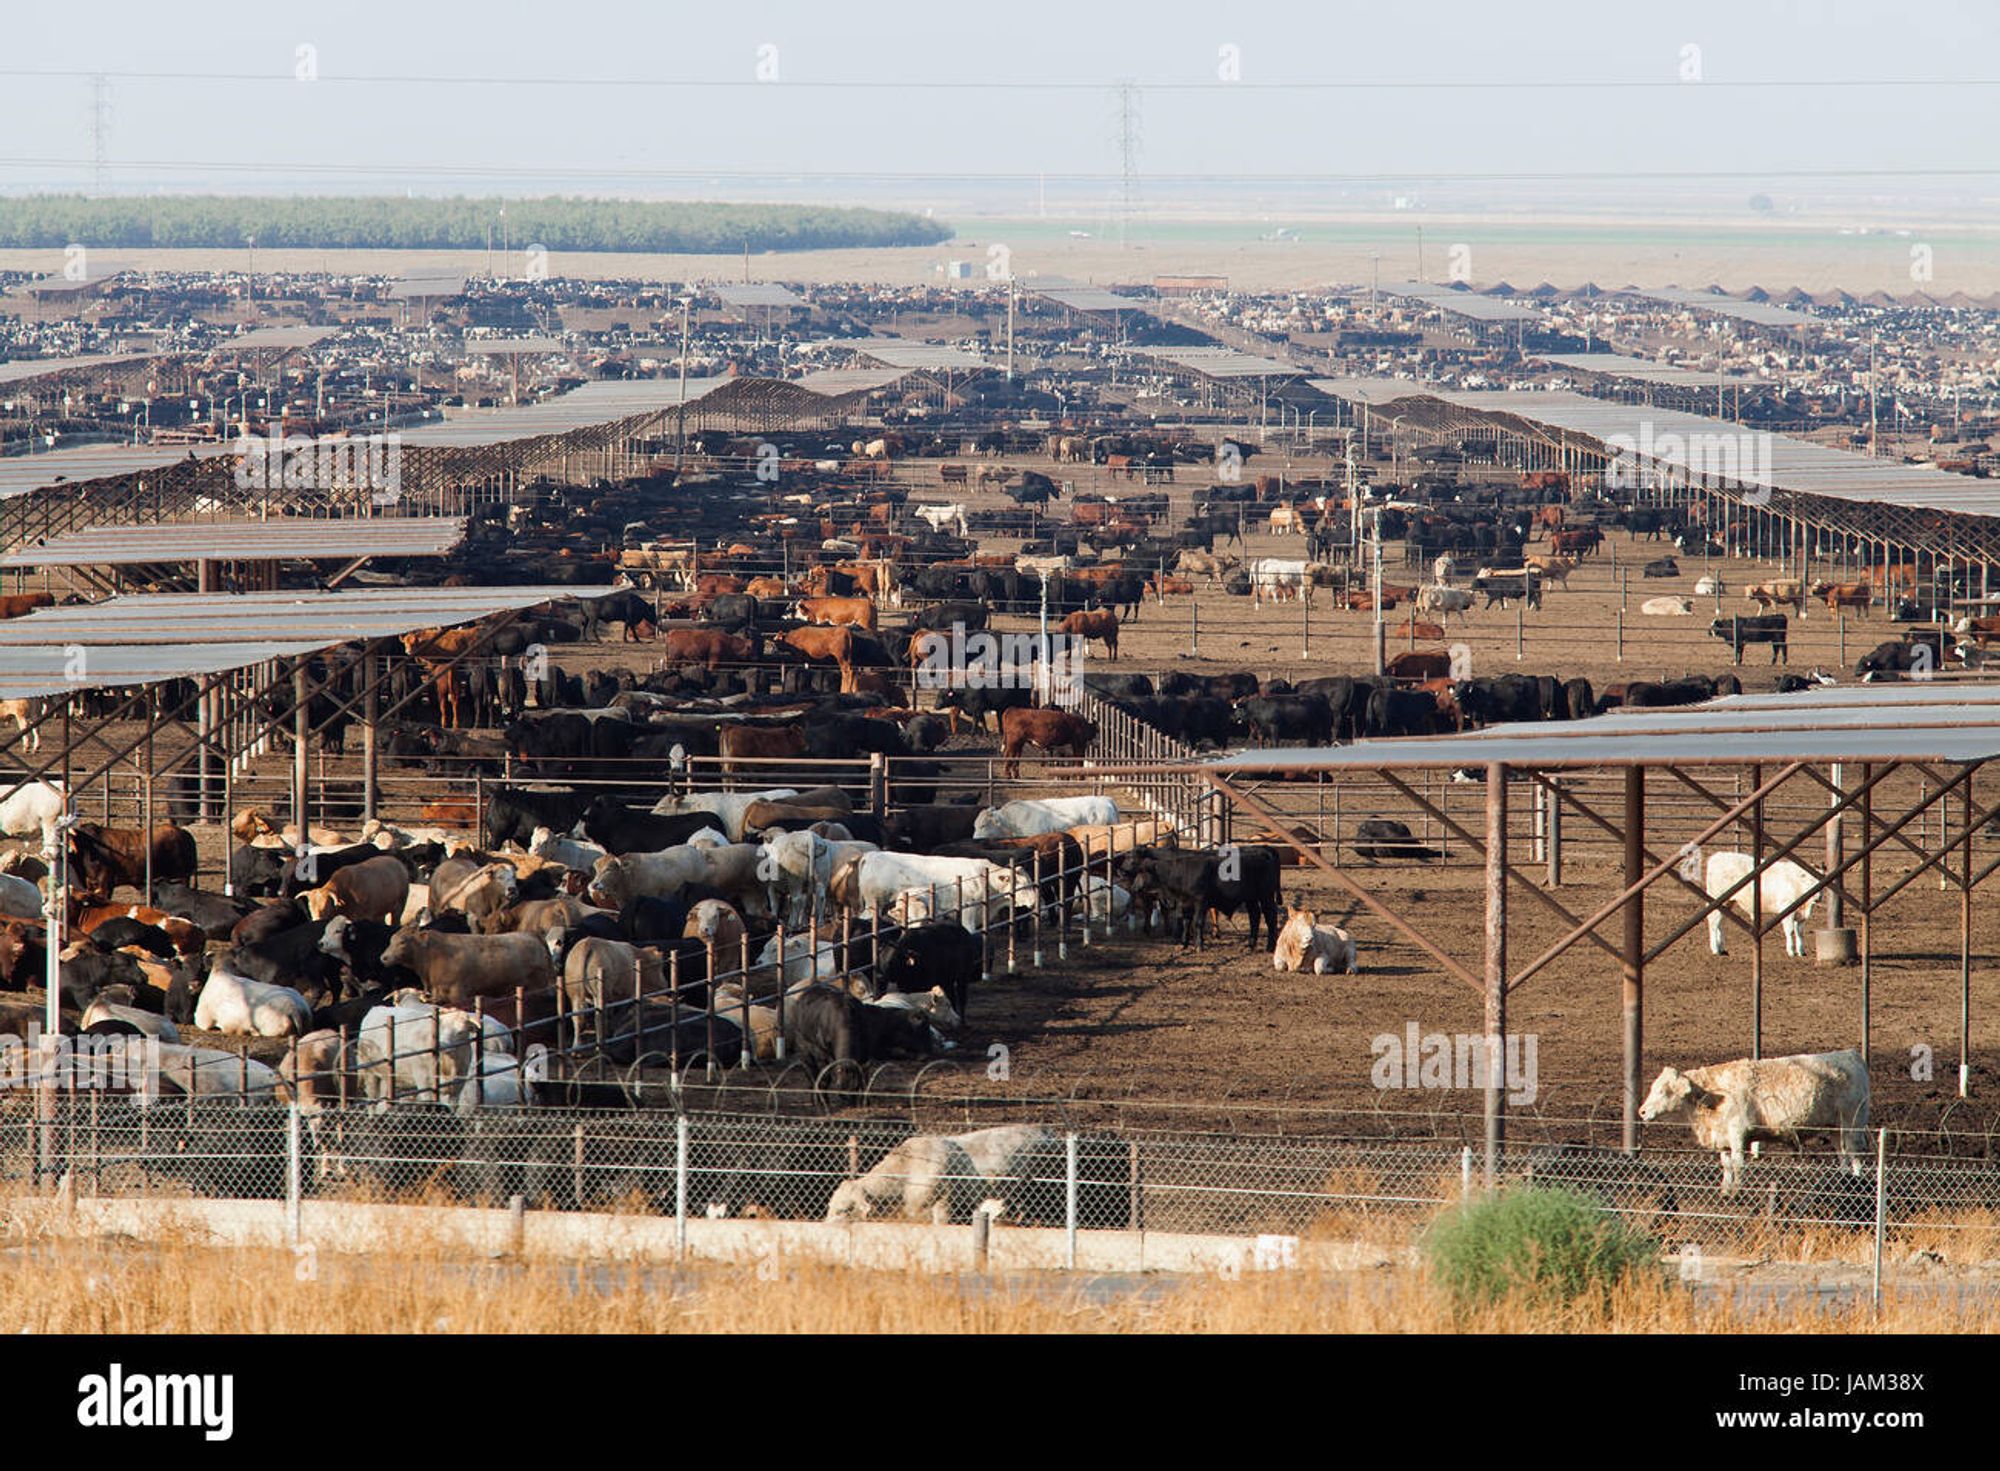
[7,1091,2000,1255]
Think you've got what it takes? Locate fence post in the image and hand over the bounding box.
[1461,1145,1473,1200]
[675,1114,689,1259]
[1871,1125,1887,1315]
[1615,608,1624,663]
[1065,1130,1080,1270]
[286,1102,302,1245]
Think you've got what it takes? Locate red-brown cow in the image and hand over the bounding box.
[1058,608,1120,660]
[664,629,758,671]
[999,707,1098,778]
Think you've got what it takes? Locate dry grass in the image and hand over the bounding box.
[2,1224,1996,1334]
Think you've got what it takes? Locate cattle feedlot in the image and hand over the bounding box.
[3,10,2000,1392]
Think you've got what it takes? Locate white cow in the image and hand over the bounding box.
[827,1124,1060,1223]
[1272,907,1358,975]
[914,503,969,538]
[0,780,66,841]
[588,845,711,908]
[974,795,1118,841]
[140,1045,284,1104]
[356,1002,496,1102]
[529,826,608,871]
[1248,558,1326,607]
[1640,596,1695,616]
[1640,1049,1870,1193]
[833,851,1033,932]
[0,872,41,920]
[757,830,877,925]
[193,965,313,1038]
[751,933,845,991]
[1703,851,1820,958]
[1417,585,1474,622]
[655,788,800,842]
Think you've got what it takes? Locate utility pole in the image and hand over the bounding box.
[1005,278,1016,383]
[1114,81,1141,248]
[674,294,691,472]
[89,73,111,196]
[1868,328,1879,457]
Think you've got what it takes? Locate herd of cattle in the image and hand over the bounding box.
[0,446,1956,1209]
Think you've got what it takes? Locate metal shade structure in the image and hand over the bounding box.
[0,516,469,571]
[1634,286,1816,330]
[0,444,236,501]
[712,283,805,310]
[1389,280,1543,324]
[0,351,163,388]
[1033,282,1137,314]
[1129,345,1302,380]
[1534,352,1753,390]
[809,339,986,373]
[389,272,468,301]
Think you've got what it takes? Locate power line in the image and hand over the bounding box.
[2,157,1998,184]
[2,67,1999,91]
[88,74,111,196]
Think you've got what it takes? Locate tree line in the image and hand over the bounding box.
[0,196,951,254]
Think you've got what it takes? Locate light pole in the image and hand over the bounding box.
[674,293,692,472]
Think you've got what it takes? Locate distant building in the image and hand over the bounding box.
[1154,275,1228,297]
[944,260,974,280]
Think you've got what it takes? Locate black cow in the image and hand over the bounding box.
[934,684,1033,735]
[787,983,935,1077]
[1855,636,1942,680]
[228,917,343,1004]
[484,786,592,850]
[318,917,420,993]
[875,922,983,1020]
[1240,694,1334,747]
[229,844,288,898]
[580,796,721,856]
[1366,685,1442,738]
[1709,615,1789,666]
[1113,845,1282,951]
[151,882,254,940]
[86,917,175,960]
[280,842,386,899]
[1641,557,1680,579]
[884,803,982,852]
[1352,819,1441,863]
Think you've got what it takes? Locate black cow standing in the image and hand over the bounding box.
[1114,845,1283,951]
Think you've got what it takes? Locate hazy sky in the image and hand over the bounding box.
[5,0,1995,213]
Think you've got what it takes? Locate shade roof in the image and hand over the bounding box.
[1034,283,1136,313]
[463,336,566,355]
[1206,687,2000,772]
[713,283,805,309]
[216,326,339,352]
[0,352,161,387]
[0,516,468,569]
[0,585,609,701]
[398,377,727,446]
[0,443,235,501]
[809,339,986,372]
[1534,352,1751,388]
[1131,345,1302,379]
[1390,281,1542,323]
[1633,287,1814,329]
[792,367,914,396]
[389,272,468,300]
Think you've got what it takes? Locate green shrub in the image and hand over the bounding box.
[1423,1185,1662,1310]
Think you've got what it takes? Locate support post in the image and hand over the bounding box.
[1622,766,1644,1153]
[1484,761,1507,1186]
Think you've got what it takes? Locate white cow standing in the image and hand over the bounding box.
[1640,1049,1869,1193]
[1703,851,1820,959]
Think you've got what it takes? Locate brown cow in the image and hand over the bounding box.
[67,822,198,903]
[664,628,758,671]
[74,903,205,958]
[778,625,858,686]
[1386,650,1453,681]
[1552,527,1602,558]
[719,726,808,784]
[695,574,746,598]
[0,593,52,620]
[796,595,877,631]
[401,626,488,729]
[999,706,1097,778]
[1390,619,1447,642]
[744,577,790,599]
[1810,580,1873,616]
[1058,608,1120,660]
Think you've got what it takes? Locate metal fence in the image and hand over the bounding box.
[7,1091,2000,1254]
